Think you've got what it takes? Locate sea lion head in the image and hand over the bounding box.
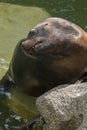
[21,17,87,85]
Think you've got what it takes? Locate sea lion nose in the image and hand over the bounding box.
[22,40,30,49]
[21,39,37,55]
[22,38,45,55]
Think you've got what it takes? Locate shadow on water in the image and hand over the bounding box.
[0,0,87,30]
[0,0,87,130]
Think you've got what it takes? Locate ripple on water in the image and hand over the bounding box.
[0,58,9,71]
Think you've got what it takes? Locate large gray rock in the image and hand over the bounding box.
[36,83,87,130]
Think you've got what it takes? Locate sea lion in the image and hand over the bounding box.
[1,17,87,97]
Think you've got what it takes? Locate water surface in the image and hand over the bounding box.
[0,0,87,129]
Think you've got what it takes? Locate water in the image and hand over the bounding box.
[0,88,38,130]
[0,0,87,129]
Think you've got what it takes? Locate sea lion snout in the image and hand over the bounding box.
[21,37,46,55]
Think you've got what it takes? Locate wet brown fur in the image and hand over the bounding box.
[0,17,87,97]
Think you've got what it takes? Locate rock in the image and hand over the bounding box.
[36,83,87,130]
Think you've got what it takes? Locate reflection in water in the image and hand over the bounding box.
[0,0,87,129]
[0,93,24,130]
[8,88,38,120]
[0,88,38,130]
[0,58,9,78]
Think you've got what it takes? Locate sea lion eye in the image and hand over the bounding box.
[28,29,38,37]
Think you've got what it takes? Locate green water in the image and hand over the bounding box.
[0,0,87,130]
